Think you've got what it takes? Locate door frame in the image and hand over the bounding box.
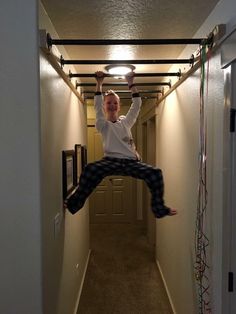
[141,112,157,246]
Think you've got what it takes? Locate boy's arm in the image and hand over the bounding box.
[126,72,139,94]
[123,72,142,128]
[94,71,106,132]
[95,71,104,94]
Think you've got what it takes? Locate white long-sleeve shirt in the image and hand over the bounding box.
[94,94,142,159]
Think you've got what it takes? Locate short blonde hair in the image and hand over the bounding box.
[104,89,120,100]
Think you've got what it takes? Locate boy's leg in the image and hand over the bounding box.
[66,158,122,214]
[123,160,170,218]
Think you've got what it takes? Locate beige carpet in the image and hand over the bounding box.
[77,223,173,314]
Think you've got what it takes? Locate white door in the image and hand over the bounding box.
[229,63,236,313]
[222,62,236,313]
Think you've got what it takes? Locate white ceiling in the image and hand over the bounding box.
[41,0,219,95]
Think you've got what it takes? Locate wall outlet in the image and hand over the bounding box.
[75,263,80,276]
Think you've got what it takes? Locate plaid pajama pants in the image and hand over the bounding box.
[66,157,170,218]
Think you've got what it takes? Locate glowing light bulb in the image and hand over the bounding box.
[105,64,135,78]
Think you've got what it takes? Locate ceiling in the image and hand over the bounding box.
[41,0,219,98]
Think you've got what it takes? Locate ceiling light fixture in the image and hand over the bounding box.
[105,64,135,76]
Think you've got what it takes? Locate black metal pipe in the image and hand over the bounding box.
[61,58,193,65]
[70,72,180,78]
[47,33,205,46]
[82,90,163,94]
[76,82,171,87]
[84,96,158,100]
[83,90,162,94]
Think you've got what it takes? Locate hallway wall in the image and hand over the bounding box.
[0,1,43,313]
[156,52,224,313]
[39,3,90,314]
[155,1,236,312]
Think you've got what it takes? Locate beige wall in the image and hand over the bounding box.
[154,37,229,314]
[39,4,90,314]
[0,0,43,313]
[154,1,236,313]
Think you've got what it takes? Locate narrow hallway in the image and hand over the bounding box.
[77,224,173,314]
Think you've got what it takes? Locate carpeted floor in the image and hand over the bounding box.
[77,223,173,314]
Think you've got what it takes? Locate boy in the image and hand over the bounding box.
[65,71,177,218]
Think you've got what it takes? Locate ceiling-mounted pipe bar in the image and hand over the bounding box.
[76,82,171,87]
[47,33,205,47]
[70,72,181,78]
[61,57,194,65]
[82,90,163,94]
[84,96,158,100]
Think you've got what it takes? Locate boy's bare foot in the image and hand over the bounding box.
[168,208,177,216]
[155,206,177,218]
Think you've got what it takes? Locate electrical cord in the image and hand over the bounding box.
[194,44,211,314]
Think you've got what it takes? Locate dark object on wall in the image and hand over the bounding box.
[62,150,76,199]
[81,145,87,170]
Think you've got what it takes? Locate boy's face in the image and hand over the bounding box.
[103,95,120,115]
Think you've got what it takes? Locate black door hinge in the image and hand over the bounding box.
[228,272,234,292]
[230,108,236,132]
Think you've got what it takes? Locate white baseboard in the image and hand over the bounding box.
[74,249,91,314]
[156,259,177,314]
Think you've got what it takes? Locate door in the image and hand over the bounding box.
[88,126,134,223]
[222,62,236,313]
[228,63,236,313]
